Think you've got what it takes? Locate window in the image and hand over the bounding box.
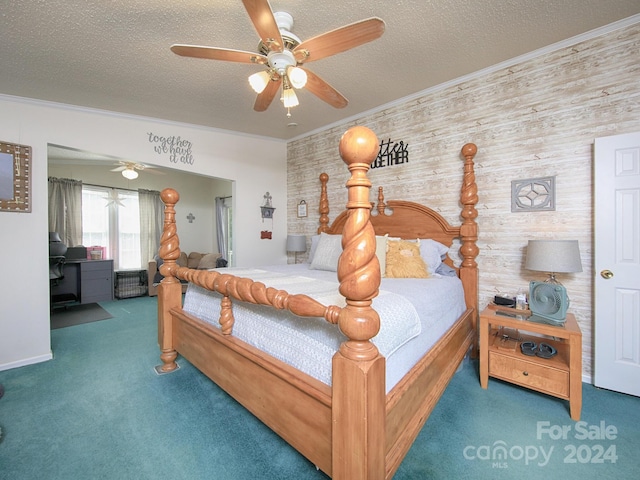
[82,186,141,270]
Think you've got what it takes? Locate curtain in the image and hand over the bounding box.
[216,196,231,261]
[48,177,83,247]
[138,189,164,264]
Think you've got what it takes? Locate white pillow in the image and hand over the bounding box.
[375,236,387,276]
[309,233,342,271]
[307,235,321,263]
[418,239,449,274]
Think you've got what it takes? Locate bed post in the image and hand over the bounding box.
[318,173,330,233]
[459,144,479,333]
[156,188,183,373]
[332,126,385,480]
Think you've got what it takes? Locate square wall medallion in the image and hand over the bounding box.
[511,176,556,212]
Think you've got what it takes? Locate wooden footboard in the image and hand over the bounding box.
[169,307,334,473]
[157,126,479,480]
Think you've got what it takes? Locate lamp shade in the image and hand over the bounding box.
[286,234,306,253]
[525,240,583,273]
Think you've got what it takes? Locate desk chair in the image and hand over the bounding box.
[49,256,77,307]
[49,256,65,283]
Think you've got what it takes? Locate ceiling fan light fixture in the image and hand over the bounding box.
[287,66,307,89]
[248,70,271,94]
[122,168,138,180]
[267,49,296,75]
[282,87,299,108]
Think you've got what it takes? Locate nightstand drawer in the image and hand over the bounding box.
[489,351,569,398]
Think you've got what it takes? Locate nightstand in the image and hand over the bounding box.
[479,305,582,420]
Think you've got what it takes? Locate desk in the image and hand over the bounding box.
[50,259,114,304]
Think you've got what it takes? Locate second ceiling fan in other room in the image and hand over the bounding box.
[111,161,164,180]
[170,0,385,116]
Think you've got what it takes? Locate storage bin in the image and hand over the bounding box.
[86,246,106,260]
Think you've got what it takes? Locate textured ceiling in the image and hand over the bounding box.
[3,1,640,141]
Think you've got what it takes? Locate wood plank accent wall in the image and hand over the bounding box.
[287,22,640,380]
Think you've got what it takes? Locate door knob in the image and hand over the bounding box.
[600,269,614,279]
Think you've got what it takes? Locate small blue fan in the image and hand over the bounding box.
[529,281,569,324]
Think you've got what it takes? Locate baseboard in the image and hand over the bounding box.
[0,351,53,372]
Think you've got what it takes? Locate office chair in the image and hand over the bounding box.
[49,256,66,284]
[49,231,77,307]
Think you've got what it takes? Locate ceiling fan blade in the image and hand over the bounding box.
[294,17,385,63]
[171,44,267,65]
[144,168,165,176]
[242,0,283,52]
[254,77,282,112]
[302,68,348,109]
[110,166,126,172]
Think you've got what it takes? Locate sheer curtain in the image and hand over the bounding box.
[138,189,164,265]
[48,177,83,246]
[216,196,231,262]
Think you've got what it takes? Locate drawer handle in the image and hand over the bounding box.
[523,371,529,376]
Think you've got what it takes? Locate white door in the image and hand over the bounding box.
[594,131,640,396]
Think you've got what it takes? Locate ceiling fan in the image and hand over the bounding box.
[111,161,163,180]
[170,0,385,116]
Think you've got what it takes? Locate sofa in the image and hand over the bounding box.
[148,251,221,296]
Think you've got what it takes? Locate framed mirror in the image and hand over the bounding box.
[0,141,32,213]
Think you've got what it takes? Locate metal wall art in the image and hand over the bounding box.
[511,176,556,212]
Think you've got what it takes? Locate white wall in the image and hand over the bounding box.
[0,96,287,371]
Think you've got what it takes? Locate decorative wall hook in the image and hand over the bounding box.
[261,191,275,219]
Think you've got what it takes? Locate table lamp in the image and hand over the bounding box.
[286,234,306,264]
[525,240,583,284]
[525,240,582,324]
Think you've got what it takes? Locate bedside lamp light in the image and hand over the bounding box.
[286,234,306,264]
[525,240,582,285]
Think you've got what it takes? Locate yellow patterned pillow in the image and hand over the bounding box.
[385,240,429,278]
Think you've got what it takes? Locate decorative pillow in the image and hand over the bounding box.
[385,240,429,278]
[197,253,222,269]
[309,233,342,271]
[375,235,401,277]
[418,239,449,274]
[187,252,207,268]
[307,234,321,263]
[436,262,457,277]
[176,252,188,268]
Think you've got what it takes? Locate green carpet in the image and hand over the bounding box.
[0,296,638,479]
[50,303,113,329]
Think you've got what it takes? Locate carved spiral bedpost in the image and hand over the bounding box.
[318,173,330,233]
[156,188,183,373]
[459,144,479,335]
[332,126,385,480]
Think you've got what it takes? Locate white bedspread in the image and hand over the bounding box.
[183,264,466,392]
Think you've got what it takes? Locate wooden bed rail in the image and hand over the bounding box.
[156,190,343,372]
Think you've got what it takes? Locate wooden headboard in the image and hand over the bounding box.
[317,143,479,313]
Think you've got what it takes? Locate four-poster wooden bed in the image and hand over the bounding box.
[156,126,479,479]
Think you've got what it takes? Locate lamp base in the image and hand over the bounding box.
[545,273,562,285]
